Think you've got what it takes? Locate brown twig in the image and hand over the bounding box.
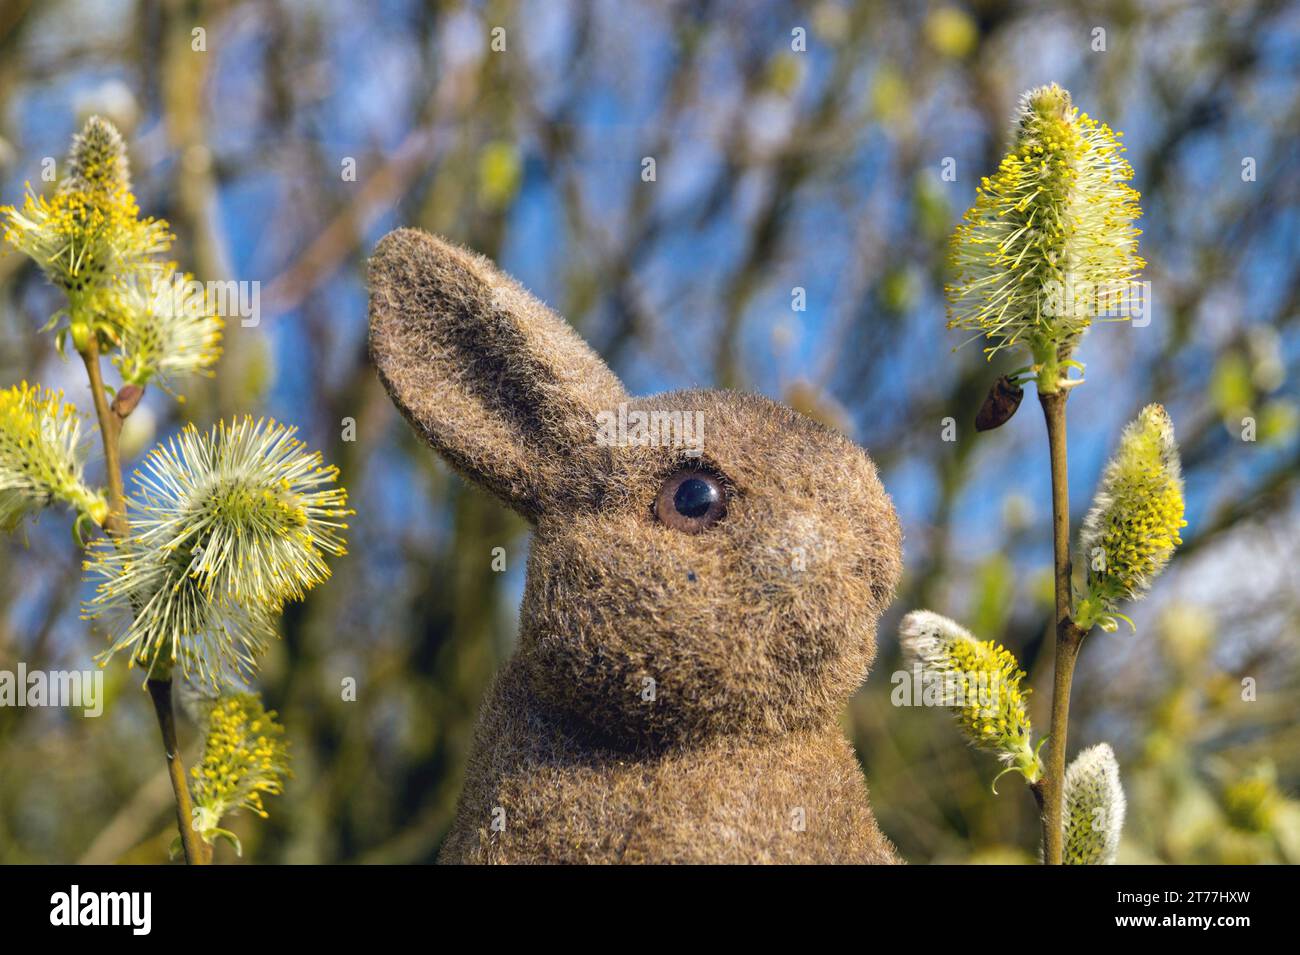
[79,339,207,865]
[147,677,209,864]
[78,339,127,538]
[1034,388,1086,865]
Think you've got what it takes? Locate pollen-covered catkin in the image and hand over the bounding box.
[0,382,106,530]
[114,266,223,391]
[190,693,290,851]
[84,417,352,688]
[1076,404,1186,631]
[900,610,1040,784]
[946,84,1144,388]
[1,116,170,332]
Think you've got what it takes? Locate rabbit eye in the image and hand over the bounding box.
[654,468,726,534]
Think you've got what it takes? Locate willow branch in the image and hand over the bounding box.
[147,676,209,864]
[79,339,206,865]
[78,339,127,538]
[1033,388,1086,865]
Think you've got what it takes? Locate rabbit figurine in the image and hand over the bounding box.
[368,228,904,863]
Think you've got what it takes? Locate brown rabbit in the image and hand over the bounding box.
[368,228,904,863]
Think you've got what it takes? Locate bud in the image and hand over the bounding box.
[974,375,1024,431]
[1062,743,1125,864]
[111,383,145,417]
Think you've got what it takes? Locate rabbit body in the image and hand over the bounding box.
[439,661,899,863]
[369,228,904,864]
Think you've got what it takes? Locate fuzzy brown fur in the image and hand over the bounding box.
[369,228,904,864]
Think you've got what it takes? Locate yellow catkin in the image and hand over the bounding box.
[0,382,105,529]
[0,116,171,342]
[85,417,353,690]
[901,611,1040,783]
[113,267,224,390]
[946,85,1144,383]
[190,693,291,845]
[1077,404,1186,631]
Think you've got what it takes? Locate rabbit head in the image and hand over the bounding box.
[369,229,902,748]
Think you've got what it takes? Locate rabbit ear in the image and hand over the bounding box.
[369,228,627,521]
